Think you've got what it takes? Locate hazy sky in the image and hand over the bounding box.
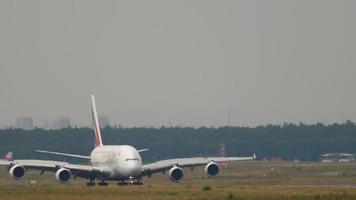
[0,0,355,127]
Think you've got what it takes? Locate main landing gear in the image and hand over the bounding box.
[87,178,143,186]
[129,177,143,185]
[98,180,109,186]
[86,179,109,186]
[86,179,95,187]
[117,180,128,186]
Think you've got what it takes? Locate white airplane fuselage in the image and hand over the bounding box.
[90,145,142,180]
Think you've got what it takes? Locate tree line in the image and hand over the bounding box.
[0,121,355,163]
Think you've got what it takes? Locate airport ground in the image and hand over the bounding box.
[1,161,356,200]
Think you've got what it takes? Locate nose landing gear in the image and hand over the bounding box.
[117,177,142,186]
[129,176,142,185]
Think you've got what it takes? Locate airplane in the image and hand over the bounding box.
[0,95,255,186]
[0,152,13,161]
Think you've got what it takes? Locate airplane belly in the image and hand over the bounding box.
[111,162,142,180]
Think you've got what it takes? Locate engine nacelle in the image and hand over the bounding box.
[55,168,71,184]
[9,165,26,179]
[169,166,184,182]
[205,162,219,176]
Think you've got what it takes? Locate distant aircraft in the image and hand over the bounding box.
[0,152,13,161]
[0,95,255,186]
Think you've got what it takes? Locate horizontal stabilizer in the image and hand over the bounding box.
[138,149,149,153]
[3,151,13,161]
[36,150,90,159]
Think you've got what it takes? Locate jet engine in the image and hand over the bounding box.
[55,168,71,183]
[204,162,219,176]
[169,166,183,182]
[9,165,25,179]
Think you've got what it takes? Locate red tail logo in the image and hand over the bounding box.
[91,95,103,147]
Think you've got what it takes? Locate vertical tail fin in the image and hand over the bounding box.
[91,95,103,147]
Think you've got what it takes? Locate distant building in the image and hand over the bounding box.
[42,120,49,130]
[320,153,355,163]
[16,117,34,130]
[52,117,71,129]
[98,116,110,128]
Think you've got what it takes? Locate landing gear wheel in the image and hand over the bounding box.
[117,181,128,186]
[134,177,143,185]
[98,181,109,186]
[86,180,95,187]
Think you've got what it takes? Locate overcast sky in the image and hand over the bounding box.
[0,0,355,127]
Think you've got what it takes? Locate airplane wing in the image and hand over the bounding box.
[0,159,111,179]
[36,150,91,159]
[0,160,11,165]
[141,154,255,176]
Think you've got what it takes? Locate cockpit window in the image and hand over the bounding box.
[125,158,139,161]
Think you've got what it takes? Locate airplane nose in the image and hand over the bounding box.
[129,163,141,175]
[121,162,141,177]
